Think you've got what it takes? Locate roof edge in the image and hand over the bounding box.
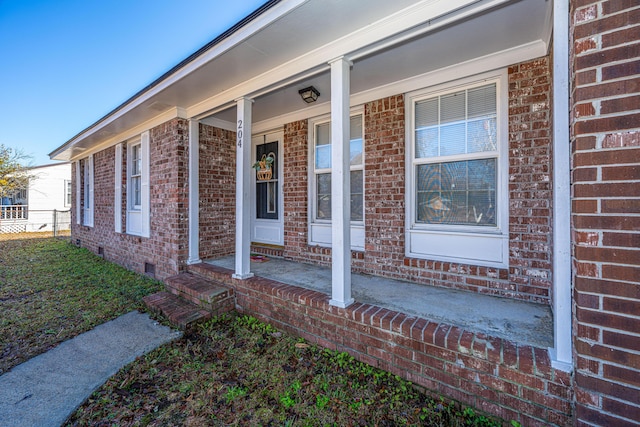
[50,0,281,160]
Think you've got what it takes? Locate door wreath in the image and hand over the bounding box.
[252,153,275,181]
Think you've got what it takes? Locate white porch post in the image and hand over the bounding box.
[329,57,354,308]
[550,0,572,372]
[233,97,254,279]
[187,119,201,265]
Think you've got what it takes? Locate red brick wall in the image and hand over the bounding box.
[360,94,406,275]
[192,262,573,426]
[571,2,640,426]
[71,118,190,280]
[282,120,312,260]
[281,56,554,304]
[198,123,236,260]
[92,148,114,232]
[508,58,554,302]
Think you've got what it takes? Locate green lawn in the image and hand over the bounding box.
[67,314,505,427]
[1,236,508,426]
[0,236,162,373]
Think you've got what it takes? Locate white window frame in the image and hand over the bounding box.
[308,109,365,250]
[406,70,509,268]
[126,132,150,237]
[64,180,72,207]
[129,142,142,211]
[82,154,94,227]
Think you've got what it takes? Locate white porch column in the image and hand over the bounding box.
[329,57,354,308]
[187,119,201,265]
[550,0,572,372]
[233,97,254,279]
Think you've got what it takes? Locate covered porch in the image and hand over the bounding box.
[50,0,576,422]
[206,255,553,349]
[181,0,570,372]
[174,255,571,424]
[149,251,567,422]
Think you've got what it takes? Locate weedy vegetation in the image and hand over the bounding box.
[1,236,508,426]
[67,314,505,426]
[0,236,162,373]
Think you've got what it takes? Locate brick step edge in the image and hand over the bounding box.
[143,291,211,329]
[165,273,234,310]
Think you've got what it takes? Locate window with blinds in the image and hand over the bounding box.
[313,115,364,222]
[414,83,498,227]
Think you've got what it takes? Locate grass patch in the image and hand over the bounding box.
[67,314,505,426]
[2,236,509,425]
[0,237,162,373]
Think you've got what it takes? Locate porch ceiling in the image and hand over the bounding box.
[209,0,551,127]
[51,0,551,161]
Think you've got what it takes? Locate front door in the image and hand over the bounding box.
[251,131,283,246]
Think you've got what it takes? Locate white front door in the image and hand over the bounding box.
[251,131,284,246]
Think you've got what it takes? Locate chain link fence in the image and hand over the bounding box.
[0,209,71,240]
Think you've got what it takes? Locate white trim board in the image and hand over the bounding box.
[67,107,186,163]
[187,0,515,120]
[251,41,546,135]
[550,0,572,373]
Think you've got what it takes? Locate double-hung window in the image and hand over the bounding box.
[309,113,364,249]
[407,72,508,267]
[130,144,142,210]
[64,180,72,207]
[126,131,150,237]
[77,155,94,227]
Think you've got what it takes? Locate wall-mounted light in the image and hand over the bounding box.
[298,86,320,103]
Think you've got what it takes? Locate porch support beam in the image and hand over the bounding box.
[550,0,572,372]
[329,56,354,308]
[233,97,254,280]
[187,119,201,265]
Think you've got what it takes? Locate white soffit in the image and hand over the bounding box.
[350,0,549,93]
[210,0,550,126]
[53,0,551,161]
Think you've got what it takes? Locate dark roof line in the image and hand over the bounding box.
[52,0,281,157]
[28,162,70,170]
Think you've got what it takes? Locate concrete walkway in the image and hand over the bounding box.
[0,311,181,427]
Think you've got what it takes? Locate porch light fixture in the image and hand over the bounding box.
[298,86,320,103]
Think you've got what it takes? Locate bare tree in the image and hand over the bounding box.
[0,145,32,202]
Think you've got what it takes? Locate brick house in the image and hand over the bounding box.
[50,1,639,425]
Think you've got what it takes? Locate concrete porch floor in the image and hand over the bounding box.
[207,256,553,349]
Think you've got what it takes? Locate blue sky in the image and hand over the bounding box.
[0,0,265,166]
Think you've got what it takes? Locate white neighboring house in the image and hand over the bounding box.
[0,162,72,233]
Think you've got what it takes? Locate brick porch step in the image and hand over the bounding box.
[143,291,211,329]
[165,272,235,314]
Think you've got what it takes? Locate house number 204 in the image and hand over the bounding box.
[237,120,243,147]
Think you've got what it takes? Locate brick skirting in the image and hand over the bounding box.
[189,262,573,426]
